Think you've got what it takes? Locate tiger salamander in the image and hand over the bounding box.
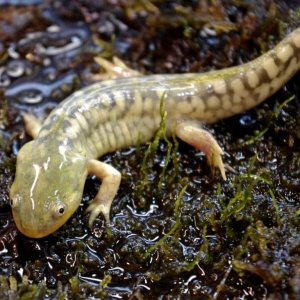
[10,28,300,238]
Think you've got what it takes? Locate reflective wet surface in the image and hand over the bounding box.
[0,0,299,298]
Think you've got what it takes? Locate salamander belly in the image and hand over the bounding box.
[78,116,162,158]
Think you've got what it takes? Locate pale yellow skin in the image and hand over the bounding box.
[10,28,300,238]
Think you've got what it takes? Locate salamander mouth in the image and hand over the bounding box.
[12,210,60,239]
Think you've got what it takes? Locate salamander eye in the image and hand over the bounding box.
[58,206,65,215]
[53,203,66,218]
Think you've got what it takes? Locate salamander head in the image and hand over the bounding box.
[10,140,88,238]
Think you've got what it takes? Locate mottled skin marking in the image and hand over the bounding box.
[10,28,300,238]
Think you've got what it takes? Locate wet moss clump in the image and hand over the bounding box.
[0,0,299,299]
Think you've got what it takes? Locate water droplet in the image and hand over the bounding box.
[6,60,25,78]
[239,114,256,126]
[47,25,60,33]
[19,90,43,104]
[0,68,10,87]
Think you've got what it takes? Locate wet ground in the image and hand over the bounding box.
[0,0,299,299]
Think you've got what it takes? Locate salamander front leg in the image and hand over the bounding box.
[85,159,121,227]
[22,113,42,138]
[94,56,142,80]
[176,120,226,180]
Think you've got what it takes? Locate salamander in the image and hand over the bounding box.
[10,28,300,238]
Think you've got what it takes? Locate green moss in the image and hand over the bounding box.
[140,92,179,193]
[269,189,282,227]
[220,156,272,224]
[185,225,211,271]
[0,275,110,299]
[92,36,114,59]
[145,184,186,258]
[246,95,295,145]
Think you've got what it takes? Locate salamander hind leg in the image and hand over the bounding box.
[85,159,121,227]
[22,113,42,138]
[175,120,226,180]
[94,56,142,80]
